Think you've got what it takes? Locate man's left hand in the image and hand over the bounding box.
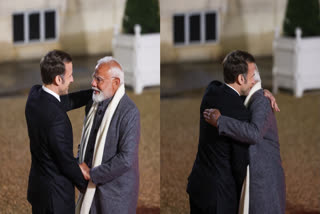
[203,109,221,127]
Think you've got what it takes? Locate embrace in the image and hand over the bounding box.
[187,50,286,214]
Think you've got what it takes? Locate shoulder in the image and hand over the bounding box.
[202,81,244,107]
[27,85,57,110]
[26,91,66,126]
[117,95,140,123]
[251,89,268,103]
[201,83,249,120]
[27,85,41,100]
[202,81,224,106]
[30,84,42,92]
[204,80,224,97]
[249,89,271,110]
[119,95,139,114]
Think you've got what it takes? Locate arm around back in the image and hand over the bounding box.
[218,91,272,144]
[60,89,93,111]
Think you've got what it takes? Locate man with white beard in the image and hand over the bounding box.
[76,57,140,214]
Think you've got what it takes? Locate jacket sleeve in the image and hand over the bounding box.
[218,93,272,145]
[90,108,140,185]
[60,89,93,111]
[47,113,88,191]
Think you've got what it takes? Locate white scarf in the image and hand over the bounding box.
[76,84,125,214]
[244,82,262,107]
[239,81,261,214]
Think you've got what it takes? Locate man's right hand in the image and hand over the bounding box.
[79,162,91,180]
[203,108,221,127]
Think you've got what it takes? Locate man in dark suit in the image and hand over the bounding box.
[25,50,92,214]
[187,50,256,213]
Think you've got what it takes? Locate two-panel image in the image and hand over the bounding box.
[0,0,319,213]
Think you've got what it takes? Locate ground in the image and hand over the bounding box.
[161,90,320,214]
[0,88,160,214]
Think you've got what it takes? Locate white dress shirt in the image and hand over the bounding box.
[42,85,61,102]
[225,83,240,96]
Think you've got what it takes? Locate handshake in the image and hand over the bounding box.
[79,162,91,180]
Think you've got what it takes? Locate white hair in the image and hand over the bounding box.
[254,64,261,83]
[95,56,124,84]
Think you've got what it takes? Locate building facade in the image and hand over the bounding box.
[160,0,288,63]
[0,0,126,63]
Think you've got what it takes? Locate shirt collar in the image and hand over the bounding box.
[225,83,240,96]
[42,85,61,102]
[98,96,113,108]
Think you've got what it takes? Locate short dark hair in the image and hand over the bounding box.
[222,50,255,84]
[40,50,72,84]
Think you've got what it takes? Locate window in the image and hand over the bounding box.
[173,15,185,44]
[13,14,24,42]
[173,11,218,45]
[45,11,56,39]
[29,13,40,40]
[189,14,201,42]
[12,10,57,44]
[205,13,217,41]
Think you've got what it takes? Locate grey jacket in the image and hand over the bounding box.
[218,89,286,214]
[86,94,140,214]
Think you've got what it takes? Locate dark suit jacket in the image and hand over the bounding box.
[187,80,251,213]
[25,85,92,214]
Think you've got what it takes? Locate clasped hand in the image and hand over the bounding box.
[79,162,91,180]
